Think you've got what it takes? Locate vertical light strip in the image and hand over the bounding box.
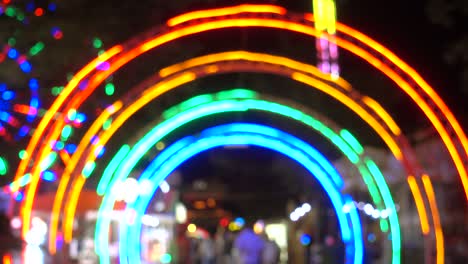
[366,159,401,263]
[344,195,363,264]
[422,175,444,264]
[407,176,430,234]
[96,145,131,196]
[313,0,339,78]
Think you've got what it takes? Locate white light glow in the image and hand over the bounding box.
[380,209,389,219]
[175,203,187,224]
[142,215,160,227]
[342,203,351,213]
[363,204,374,215]
[371,210,380,219]
[265,223,288,248]
[289,212,299,222]
[23,245,44,264]
[289,202,312,222]
[25,217,47,246]
[11,217,22,229]
[139,179,154,196]
[160,180,170,193]
[357,202,365,210]
[301,203,311,212]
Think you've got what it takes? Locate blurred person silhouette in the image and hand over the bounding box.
[199,235,216,264]
[189,238,201,264]
[220,229,235,264]
[214,227,227,263]
[232,219,265,264]
[175,224,191,263]
[261,234,280,264]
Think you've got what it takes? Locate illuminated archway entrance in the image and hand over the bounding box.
[11,4,463,264]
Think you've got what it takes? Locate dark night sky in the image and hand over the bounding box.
[338,0,463,113]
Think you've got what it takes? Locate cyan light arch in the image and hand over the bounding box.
[105,123,363,264]
[93,89,399,264]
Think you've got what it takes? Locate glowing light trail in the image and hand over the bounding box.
[116,123,362,264]
[89,90,397,263]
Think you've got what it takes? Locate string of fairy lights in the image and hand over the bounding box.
[0,0,116,190]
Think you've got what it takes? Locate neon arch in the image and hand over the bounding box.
[100,89,388,218]
[107,122,363,264]
[51,51,440,263]
[55,51,427,250]
[12,5,453,264]
[88,89,398,264]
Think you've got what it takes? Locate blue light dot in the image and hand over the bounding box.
[15,192,24,201]
[26,2,35,12]
[51,27,59,34]
[65,144,77,154]
[0,112,10,122]
[54,141,65,151]
[234,217,245,226]
[20,61,32,73]
[30,98,39,111]
[18,126,30,137]
[8,49,18,59]
[48,3,57,12]
[42,171,56,181]
[2,90,15,101]
[28,78,39,90]
[76,113,87,123]
[300,234,312,246]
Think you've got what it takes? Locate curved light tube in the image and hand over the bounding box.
[112,123,362,264]
[92,90,399,263]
